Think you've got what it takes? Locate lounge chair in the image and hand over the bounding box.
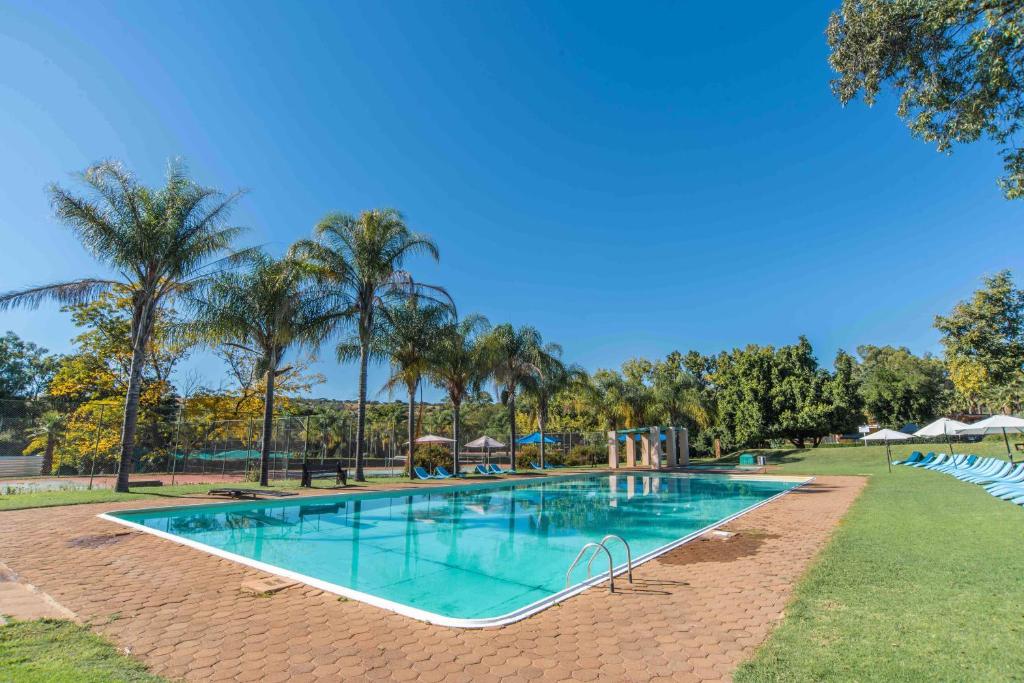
[434,466,455,479]
[529,462,545,470]
[475,464,495,476]
[489,463,514,474]
[895,451,923,466]
[413,466,437,480]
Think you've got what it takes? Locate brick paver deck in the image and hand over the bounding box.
[0,475,865,682]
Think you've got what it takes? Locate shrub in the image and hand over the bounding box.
[414,444,452,472]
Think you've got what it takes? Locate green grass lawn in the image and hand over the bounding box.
[733,442,1024,681]
[0,619,164,682]
[0,476,402,512]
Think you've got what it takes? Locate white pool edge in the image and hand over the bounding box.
[98,473,814,629]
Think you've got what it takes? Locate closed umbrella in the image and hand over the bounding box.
[955,415,1024,463]
[861,428,913,472]
[913,418,969,459]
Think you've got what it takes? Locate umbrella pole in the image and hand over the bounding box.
[886,439,892,473]
[1004,427,1013,464]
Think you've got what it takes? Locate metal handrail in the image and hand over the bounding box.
[565,542,616,592]
[586,534,633,584]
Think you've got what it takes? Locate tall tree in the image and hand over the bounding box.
[378,297,452,478]
[828,1,1024,198]
[520,342,581,468]
[935,270,1024,410]
[0,332,60,400]
[427,314,490,476]
[481,324,544,471]
[189,252,338,486]
[0,160,243,492]
[290,209,448,481]
[649,351,713,430]
[856,345,949,427]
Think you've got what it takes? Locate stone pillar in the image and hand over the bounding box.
[624,435,637,468]
[607,431,619,469]
[649,427,663,469]
[680,427,690,466]
[667,427,679,467]
[639,432,651,467]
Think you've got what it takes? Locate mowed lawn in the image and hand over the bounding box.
[733,442,1024,681]
[0,619,164,683]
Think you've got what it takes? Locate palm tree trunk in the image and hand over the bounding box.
[452,400,461,476]
[43,435,55,476]
[259,368,276,487]
[355,343,369,482]
[539,411,546,469]
[508,392,517,471]
[115,336,148,493]
[407,385,416,479]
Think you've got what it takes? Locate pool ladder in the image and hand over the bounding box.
[565,534,633,593]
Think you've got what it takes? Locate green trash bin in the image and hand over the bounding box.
[738,453,755,466]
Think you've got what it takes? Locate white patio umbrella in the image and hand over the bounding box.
[955,414,1024,463]
[861,428,913,472]
[913,417,969,458]
[409,434,455,444]
[464,435,506,466]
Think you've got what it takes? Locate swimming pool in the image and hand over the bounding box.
[102,473,806,627]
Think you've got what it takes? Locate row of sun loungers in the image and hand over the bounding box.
[895,451,1024,506]
[413,462,565,480]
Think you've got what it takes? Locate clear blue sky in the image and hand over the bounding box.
[1,1,1021,401]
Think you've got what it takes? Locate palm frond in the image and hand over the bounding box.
[0,278,118,311]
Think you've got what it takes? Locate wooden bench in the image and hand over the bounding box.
[300,462,348,488]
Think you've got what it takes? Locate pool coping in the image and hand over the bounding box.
[98,471,814,629]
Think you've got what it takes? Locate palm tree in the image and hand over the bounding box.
[188,252,339,486]
[290,209,449,481]
[25,410,65,475]
[521,345,585,468]
[0,160,243,492]
[481,324,545,471]
[427,314,490,475]
[649,352,713,430]
[378,297,453,479]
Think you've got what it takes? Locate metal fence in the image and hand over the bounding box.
[0,398,608,481]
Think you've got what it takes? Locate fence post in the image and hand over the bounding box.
[170,404,183,486]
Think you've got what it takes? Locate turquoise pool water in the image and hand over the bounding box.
[107,473,800,625]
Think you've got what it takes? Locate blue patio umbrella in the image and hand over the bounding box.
[516,431,560,445]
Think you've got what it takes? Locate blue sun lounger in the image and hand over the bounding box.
[474,464,496,476]
[488,463,512,475]
[895,451,923,465]
[433,466,455,479]
[413,466,437,480]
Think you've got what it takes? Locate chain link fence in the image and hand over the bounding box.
[0,398,608,482]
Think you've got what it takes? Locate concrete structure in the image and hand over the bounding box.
[607,427,689,469]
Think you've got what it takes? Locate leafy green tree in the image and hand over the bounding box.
[379,297,452,478]
[935,270,1024,410]
[827,349,864,434]
[714,337,855,448]
[856,345,950,427]
[0,332,59,399]
[0,160,243,492]
[189,252,338,486]
[426,314,490,475]
[827,1,1024,198]
[290,209,447,481]
[481,324,546,470]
